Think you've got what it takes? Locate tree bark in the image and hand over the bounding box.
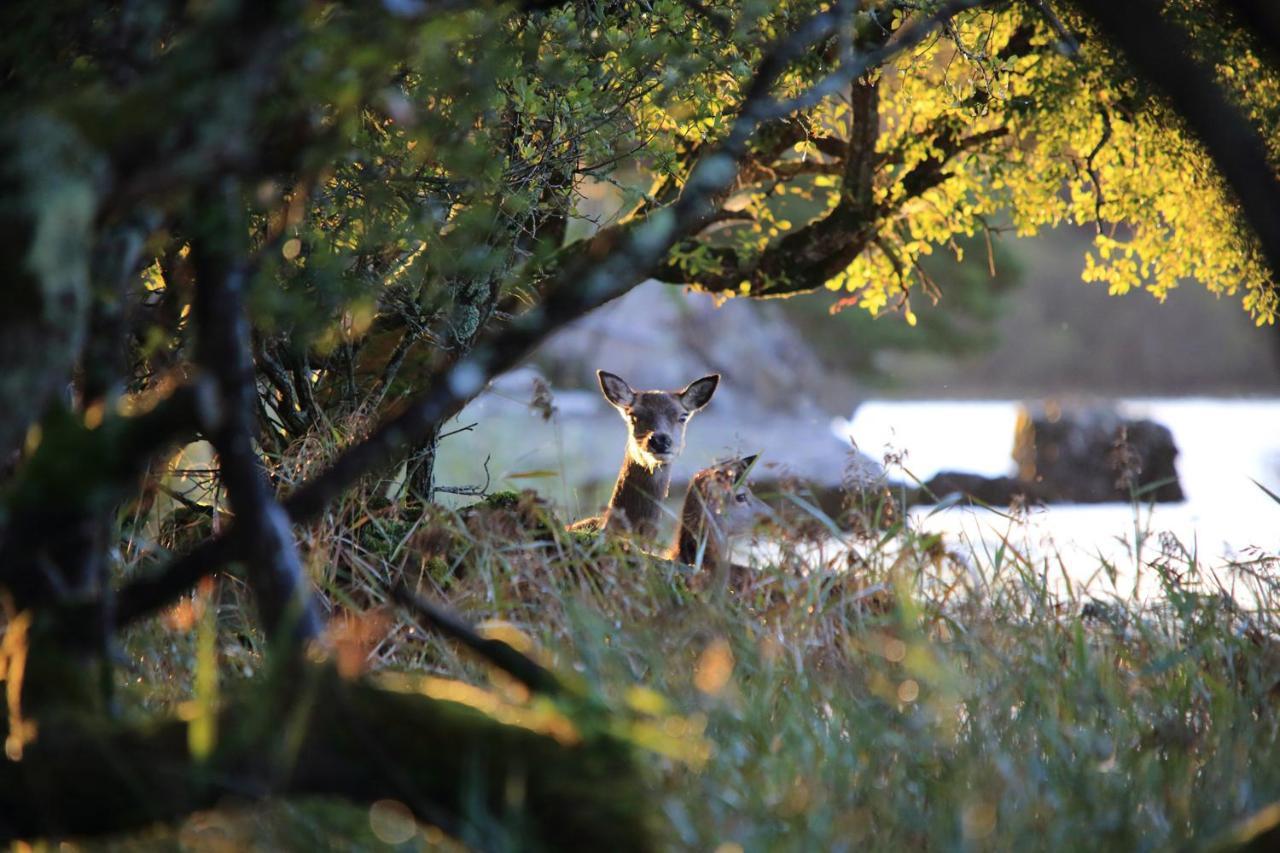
[0,117,99,471]
[190,180,322,647]
[406,421,442,501]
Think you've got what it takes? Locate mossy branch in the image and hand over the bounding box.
[0,666,652,850]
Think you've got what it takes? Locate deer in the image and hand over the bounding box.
[568,370,719,541]
[667,455,770,592]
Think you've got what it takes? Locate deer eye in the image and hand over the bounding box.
[678,414,689,423]
[735,492,748,503]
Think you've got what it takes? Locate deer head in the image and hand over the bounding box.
[688,455,770,538]
[672,454,771,568]
[597,370,719,471]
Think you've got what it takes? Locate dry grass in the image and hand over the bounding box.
[110,428,1280,851]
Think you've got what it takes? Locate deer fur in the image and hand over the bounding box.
[667,455,769,589]
[568,370,719,540]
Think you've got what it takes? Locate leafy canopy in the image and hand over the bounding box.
[3,0,1276,437]
[650,2,1278,325]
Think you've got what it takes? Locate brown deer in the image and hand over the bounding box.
[568,370,719,540]
[668,455,770,590]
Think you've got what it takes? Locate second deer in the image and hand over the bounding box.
[668,455,770,591]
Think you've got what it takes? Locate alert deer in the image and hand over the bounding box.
[568,370,719,540]
[668,455,770,589]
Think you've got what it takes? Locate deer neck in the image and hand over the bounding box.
[604,452,672,539]
[671,488,728,571]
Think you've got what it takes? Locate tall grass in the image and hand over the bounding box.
[112,434,1280,851]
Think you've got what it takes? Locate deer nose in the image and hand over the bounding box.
[649,433,672,454]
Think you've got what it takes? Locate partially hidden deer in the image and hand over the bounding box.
[667,455,770,590]
[568,370,719,540]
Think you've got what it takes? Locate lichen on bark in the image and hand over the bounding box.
[0,116,104,465]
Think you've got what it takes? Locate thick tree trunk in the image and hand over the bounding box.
[0,118,99,471]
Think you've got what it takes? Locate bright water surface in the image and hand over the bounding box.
[834,399,1280,602]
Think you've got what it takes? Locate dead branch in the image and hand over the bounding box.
[189,181,322,646]
[390,583,563,696]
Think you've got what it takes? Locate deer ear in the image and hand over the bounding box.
[679,374,719,411]
[732,454,758,482]
[597,370,635,408]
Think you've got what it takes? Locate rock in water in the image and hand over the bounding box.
[1012,404,1183,502]
[918,403,1184,506]
[920,472,1044,505]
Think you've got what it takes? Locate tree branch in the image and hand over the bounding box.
[0,383,210,610]
[659,112,1008,296]
[254,338,312,438]
[655,0,1008,296]
[190,181,322,646]
[0,667,651,850]
[390,583,563,697]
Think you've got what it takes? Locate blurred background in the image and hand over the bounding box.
[436,223,1280,576]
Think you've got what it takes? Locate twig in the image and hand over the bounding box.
[368,330,417,412]
[1024,0,1080,58]
[389,583,563,696]
[436,422,479,441]
[1084,107,1113,225]
[433,455,491,497]
[157,484,212,514]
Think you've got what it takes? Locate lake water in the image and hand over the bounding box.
[834,399,1280,602]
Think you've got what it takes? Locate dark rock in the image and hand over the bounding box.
[917,472,1046,506]
[1014,405,1183,502]
[914,403,1184,506]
